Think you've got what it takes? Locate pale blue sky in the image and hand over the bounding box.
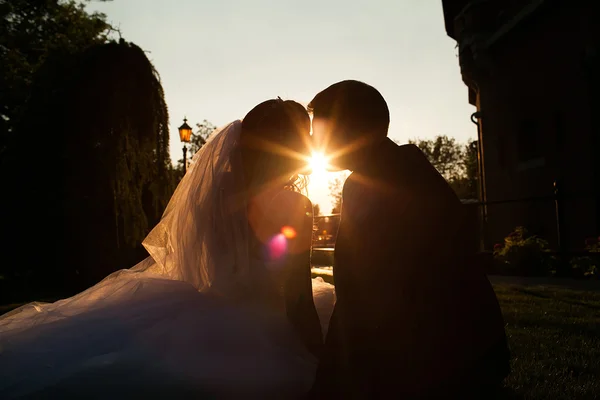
[88,0,475,210]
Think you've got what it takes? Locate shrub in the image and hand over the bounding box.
[569,237,600,280]
[493,227,555,276]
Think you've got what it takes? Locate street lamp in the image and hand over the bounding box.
[178,117,193,174]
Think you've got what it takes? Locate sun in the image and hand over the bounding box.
[309,152,329,179]
[306,151,346,213]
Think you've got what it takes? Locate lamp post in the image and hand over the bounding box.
[178,117,193,174]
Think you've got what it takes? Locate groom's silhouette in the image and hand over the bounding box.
[309,81,510,399]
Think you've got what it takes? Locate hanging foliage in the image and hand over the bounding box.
[1,39,174,298]
[0,0,113,154]
[63,40,172,247]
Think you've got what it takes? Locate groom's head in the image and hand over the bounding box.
[308,80,389,171]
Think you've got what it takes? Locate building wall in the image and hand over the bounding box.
[475,3,598,249]
[444,0,600,251]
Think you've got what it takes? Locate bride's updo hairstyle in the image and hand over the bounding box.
[240,98,311,192]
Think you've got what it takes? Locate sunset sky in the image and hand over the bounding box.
[88,0,475,212]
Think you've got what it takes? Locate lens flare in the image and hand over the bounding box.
[268,233,288,260]
[281,226,296,239]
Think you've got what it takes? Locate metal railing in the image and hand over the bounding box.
[312,214,340,249]
[310,180,599,274]
[464,179,599,275]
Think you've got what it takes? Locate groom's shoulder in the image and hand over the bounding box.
[393,143,442,177]
[341,172,380,204]
[395,142,426,159]
[341,171,358,192]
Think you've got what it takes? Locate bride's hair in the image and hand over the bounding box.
[240,98,310,194]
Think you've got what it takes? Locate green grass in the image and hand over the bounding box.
[312,271,600,400]
[498,284,600,399]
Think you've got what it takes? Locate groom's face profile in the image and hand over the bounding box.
[309,81,390,172]
[312,117,373,172]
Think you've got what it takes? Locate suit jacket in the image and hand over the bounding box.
[312,139,509,399]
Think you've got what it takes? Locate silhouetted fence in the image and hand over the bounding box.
[463,179,599,276]
[312,180,599,274]
[312,215,340,248]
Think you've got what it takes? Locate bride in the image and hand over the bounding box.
[0,98,336,399]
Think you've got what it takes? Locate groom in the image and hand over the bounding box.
[309,81,510,399]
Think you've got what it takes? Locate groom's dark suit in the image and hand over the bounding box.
[312,139,510,399]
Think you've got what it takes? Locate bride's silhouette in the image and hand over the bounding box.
[0,99,334,399]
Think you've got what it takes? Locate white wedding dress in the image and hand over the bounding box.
[0,121,336,399]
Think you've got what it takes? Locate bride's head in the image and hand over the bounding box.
[240,98,310,193]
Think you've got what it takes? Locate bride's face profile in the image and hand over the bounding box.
[240,99,311,191]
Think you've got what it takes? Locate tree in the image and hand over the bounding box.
[313,204,321,217]
[0,0,114,153]
[325,136,479,210]
[408,136,464,182]
[329,172,350,214]
[443,139,478,199]
[176,120,217,172]
[457,140,479,199]
[0,39,173,301]
[409,135,478,199]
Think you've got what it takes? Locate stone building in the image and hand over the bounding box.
[442,0,600,251]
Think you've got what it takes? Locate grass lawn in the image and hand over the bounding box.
[312,271,600,400]
[498,284,600,399]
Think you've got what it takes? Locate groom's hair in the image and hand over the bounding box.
[308,80,389,140]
